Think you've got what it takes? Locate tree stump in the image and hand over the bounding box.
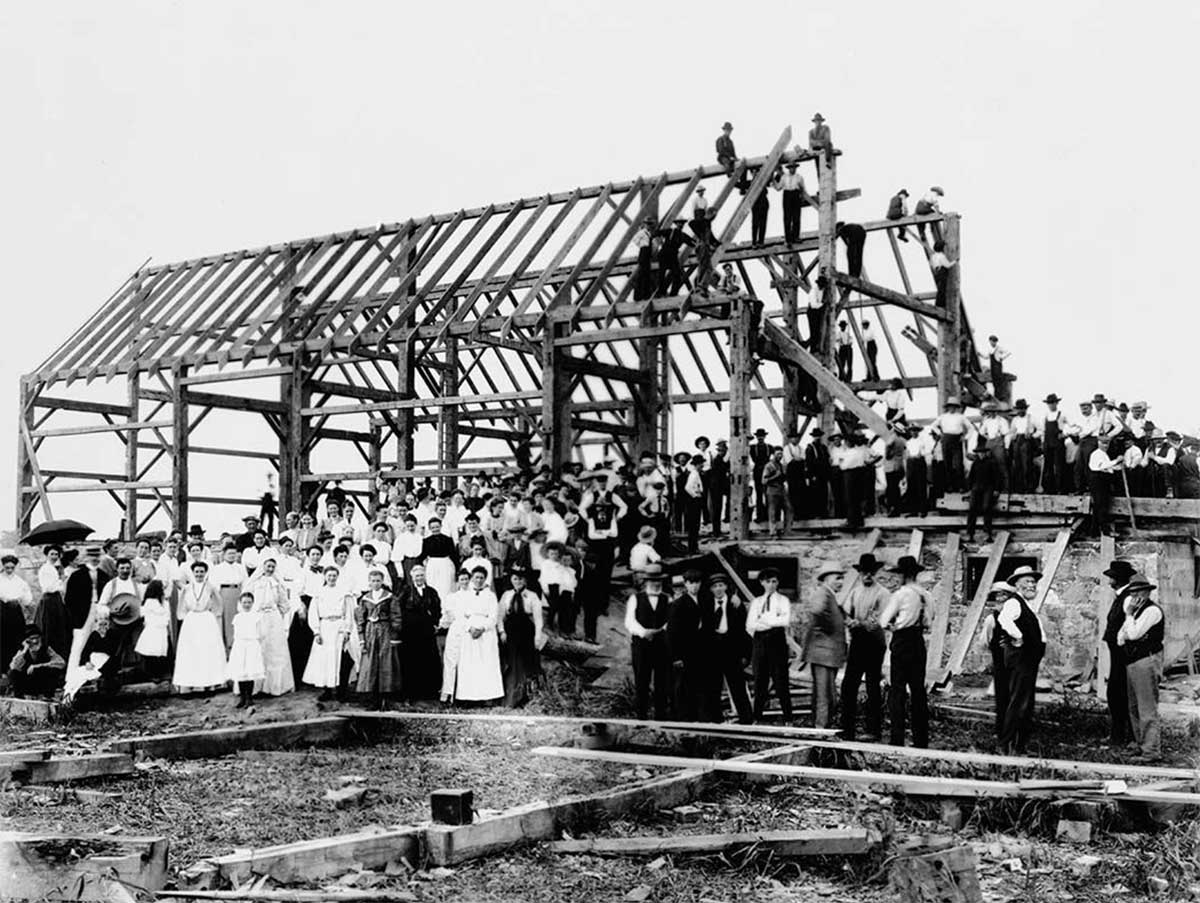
[890,845,982,903]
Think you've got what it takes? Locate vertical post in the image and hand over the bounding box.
[15,377,36,535]
[938,213,962,408]
[816,153,839,436]
[634,316,661,457]
[658,333,671,455]
[369,419,383,519]
[541,321,572,476]
[172,366,189,533]
[439,336,460,491]
[780,252,801,436]
[124,373,140,539]
[396,338,415,489]
[728,297,754,540]
[282,354,312,516]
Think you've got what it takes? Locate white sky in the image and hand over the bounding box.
[3,1,1198,536]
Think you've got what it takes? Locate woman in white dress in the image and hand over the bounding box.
[246,557,295,696]
[174,561,228,691]
[453,567,503,703]
[302,566,354,701]
[439,569,472,701]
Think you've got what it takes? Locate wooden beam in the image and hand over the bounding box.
[105,716,349,760]
[31,396,132,417]
[172,367,189,532]
[32,419,174,439]
[570,417,636,438]
[925,533,961,685]
[307,380,397,403]
[728,298,753,539]
[301,389,542,419]
[834,273,948,321]
[938,531,1010,685]
[124,374,140,539]
[760,318,897,444]
[46,480,174,494]
[179,366,292,386]
[938,213,962,407]
[560,355,650,386]
[25,753,136,783]
[531,746,1200,806]
[547,829,880,858]
[1031,528,1072,615]
[141,387,287,416]
[2,832,169,900]
[554,318,733,347]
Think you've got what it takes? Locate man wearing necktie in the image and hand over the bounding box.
[699,573,752,723]
[624,563,671,720]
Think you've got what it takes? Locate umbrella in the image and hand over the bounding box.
[21,519,94,547]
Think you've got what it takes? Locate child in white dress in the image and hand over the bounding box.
[226,593,265,707]
[134,580,171,679]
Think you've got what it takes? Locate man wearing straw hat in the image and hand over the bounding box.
[623,563,671,720]
[990,566,1046,754]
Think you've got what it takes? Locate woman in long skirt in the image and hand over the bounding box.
[302,567,354,701]
[454,567,503,704]
[247,557,295,696]
[393,515,424,583]
[421,517,459,607]
[174,562,228,691]
[498,566,544,708]
[355,569,402,707]
[34,545,70,660]
[400,564,443,701]
[439,569,471,701]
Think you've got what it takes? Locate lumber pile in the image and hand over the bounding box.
[0,832,169,901]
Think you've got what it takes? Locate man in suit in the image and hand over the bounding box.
[806,562,847,729]
[657,220,694,297]
[709,439,730,537]
[64,546,110,635]
[750,429,771,522]
[716,122,737,176]
[699,573,752,722]
[668,570,705,721]
[805,429,831,518]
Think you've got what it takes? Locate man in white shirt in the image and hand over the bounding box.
[624,563,671,720]
[878,555,930,748]
[1007,399,1035,492]
[774,162,812,245]
[1127,401,1150,440]
[861,319,879,381]
[931,397,969,492]
[904,424,934,515]
[806,275,829,351]
[747,567,793,723]
[835,320,854,382]
[914,186,944,243]
[1115,575,1165,761]
[1089,436,1123,536]
[985,336,1011,404]
[978,400,1010,491]
[993,569,1047,753]
[1035,393,1069,494]
[701,573,752,723]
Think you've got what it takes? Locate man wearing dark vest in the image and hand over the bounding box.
[1116,575,1165,762]
[750,429,771,522]
[623,563,671,720]
[992,575,1046,754]
[709,439,729,537]
[878,556,930,748]
[1037,393,1068,494]
[699,573,752,723]
[1175,438,1200,499]
[982,582,1017,739]
[657,220,694,297]
[749,175,770,247]
[668,570,705,721]
[805,429,831,518]
[1101,560,1137,745]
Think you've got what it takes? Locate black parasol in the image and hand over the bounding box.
[21,519,95,547]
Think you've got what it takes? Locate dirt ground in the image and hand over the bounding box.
[3,657,1200,902]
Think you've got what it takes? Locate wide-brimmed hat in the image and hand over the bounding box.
[642,562,665,581]
[1008,564,1042,584]
[812,112,825,123]
[1092,393,1108,405]
[817,562,845,580]
[890,555,924,576]
[987,581,1020,600]
[852,553,882,573]
[1013,399,1028,411]
[1043,393,1060,404]
[722,121,733,130]
[1102,560,1138,583]
[1118,574,1156,597]
[637,525,656,541]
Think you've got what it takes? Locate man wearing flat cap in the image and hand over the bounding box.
[878,555,931,747]
[839,554,890,740]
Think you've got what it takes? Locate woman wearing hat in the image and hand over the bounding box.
[878,556,931,748]
[1116,575,1165,762]
[805,563,846,730]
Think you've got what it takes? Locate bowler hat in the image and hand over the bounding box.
[890,555,924,576]
[722,121,733,130]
